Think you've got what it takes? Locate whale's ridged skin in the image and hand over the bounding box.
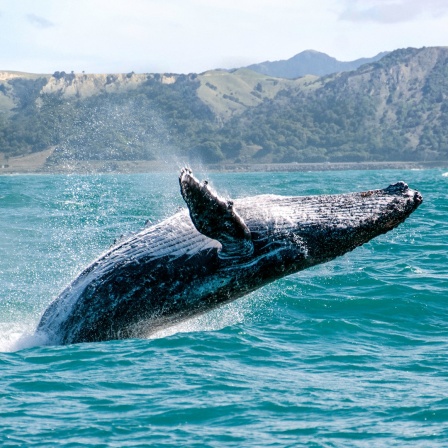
[36,174,422,345]
[38,211,220,344]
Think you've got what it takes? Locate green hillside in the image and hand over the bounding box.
[0,46,447,168]
[216,47,448,163]
[196,69,315,121]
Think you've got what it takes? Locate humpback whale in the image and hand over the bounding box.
[36,168,422,345]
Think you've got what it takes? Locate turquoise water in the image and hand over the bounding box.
[0,169,447,446]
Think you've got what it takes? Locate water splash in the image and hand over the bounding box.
[0,322,48,352]
[0,170,262,352]
[149,294,260,340]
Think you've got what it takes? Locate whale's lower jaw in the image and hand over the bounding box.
[35,172,422,345]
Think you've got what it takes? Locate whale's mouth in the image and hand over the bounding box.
[234,181,422,265]
[371,182,422,229]
[297,181,423,261]
[383,181,422,206]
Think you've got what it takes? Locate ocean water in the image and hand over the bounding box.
[0,168,446,447]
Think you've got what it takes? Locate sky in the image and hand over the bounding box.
[0,0,447,74]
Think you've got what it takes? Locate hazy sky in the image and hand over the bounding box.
[1,0,447,74]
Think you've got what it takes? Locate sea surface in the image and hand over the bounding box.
[0,169,447,447]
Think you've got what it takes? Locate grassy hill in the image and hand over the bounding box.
[196,69,316,121]
[0,46,447,169]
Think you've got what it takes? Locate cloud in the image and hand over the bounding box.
[26,13,54,28]
[0,0,446,74]
[340,0,448,23]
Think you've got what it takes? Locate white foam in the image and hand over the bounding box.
[0,322,49,352]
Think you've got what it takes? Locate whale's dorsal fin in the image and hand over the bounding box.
[179,168,253,260]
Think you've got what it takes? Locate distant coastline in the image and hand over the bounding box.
[201,161,448,173]
[1,149,447,175]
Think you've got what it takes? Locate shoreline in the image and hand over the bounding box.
[203,160,448,172]
[1,150,448,175]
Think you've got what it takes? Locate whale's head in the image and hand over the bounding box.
[180,169,422,272]
[238,181,422,271]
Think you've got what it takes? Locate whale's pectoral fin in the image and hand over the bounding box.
[179,168,254,259]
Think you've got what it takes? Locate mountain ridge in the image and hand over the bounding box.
[245,49,389,79]
[0,46,447,169]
